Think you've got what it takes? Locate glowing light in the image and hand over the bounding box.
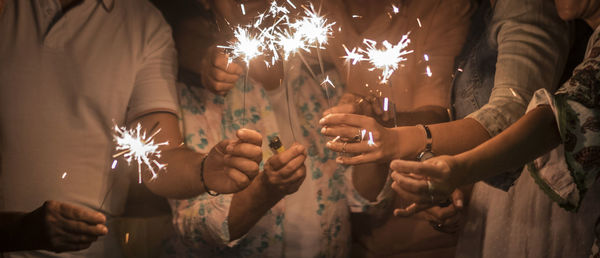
[241,3,246,15]
[343,45,364,65]
[392,5,399,14]
[361,129,367,140]
[424,54,429,61]
[352,15,362,18]
[426,66,432,77]
[359,35,413,83]
[111,159,118,169]
[383,97,389,111]
[368,132,376,146]
[125,233,130,244]
[113,123,169,184]
[417,18,422,27]
[219,26,264,66]
[290,3,335,47]
[321,75,335,89]
[61,172,67,179]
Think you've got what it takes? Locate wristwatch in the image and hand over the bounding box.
[416,124,434,161]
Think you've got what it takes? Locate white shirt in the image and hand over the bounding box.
[0,0,178,256]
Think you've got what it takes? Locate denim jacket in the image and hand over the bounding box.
[452,0,571,190]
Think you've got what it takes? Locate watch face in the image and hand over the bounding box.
[417,151,435,161]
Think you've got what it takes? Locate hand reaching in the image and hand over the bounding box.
[200,44,244,96]
[203,129,263,194]
[24,201,108,253]
[261,143,307,196]
[390,156,468,216]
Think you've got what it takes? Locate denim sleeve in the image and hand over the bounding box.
[467,0,571,137]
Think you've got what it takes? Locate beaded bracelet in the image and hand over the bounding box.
[200,154,219,196]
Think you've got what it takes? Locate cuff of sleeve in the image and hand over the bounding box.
[525,89,580,211]
[466,87,530,137]
[346,167,394,214]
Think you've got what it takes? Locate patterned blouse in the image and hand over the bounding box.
[526,25,600,212]
[162,56,389,258]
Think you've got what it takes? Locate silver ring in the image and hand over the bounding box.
[434,223,443,230]
[353,128,362,142]
[427,179,435,204]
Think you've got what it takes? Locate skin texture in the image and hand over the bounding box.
[390,105,561,215]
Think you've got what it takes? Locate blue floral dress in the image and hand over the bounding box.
[162,56,388,258]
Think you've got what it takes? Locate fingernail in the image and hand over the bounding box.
[321,127,326,134]
[100,225,108,234]
[456,199,463,208]
[336,156,344,164]
[319,118,325,124]
[226,145,233,152]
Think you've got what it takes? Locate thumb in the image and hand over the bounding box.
[452,189,464,210]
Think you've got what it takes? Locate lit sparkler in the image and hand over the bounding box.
[113,122,168,184]
[359,36,413,84]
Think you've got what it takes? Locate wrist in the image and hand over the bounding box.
[390,126,426,161]
[256,172,286,200]
[452,153,472,187]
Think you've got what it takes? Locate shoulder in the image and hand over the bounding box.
[113,0,170,27]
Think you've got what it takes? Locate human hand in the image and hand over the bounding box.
[323,92,396,126]
[24,201,108,253]
[390,156,468,216]
[200,44,244,96]
[420,189,465,233]
[204,129,263,194]
[319,113,423,165]
[261,143,307,196]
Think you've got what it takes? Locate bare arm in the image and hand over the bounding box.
[228,144,307,240]
[390,105,560,214]
[128,112,262,199]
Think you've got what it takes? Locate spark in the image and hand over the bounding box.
[367,132,376,146]
[111,159,118,169]
[275,29,309,60]
[424,54,429,61]
[290,3,335,47]
[113,123,169,184]
[457,68,464,72]
[218,26,264,66]
[392,5,399,14]
[383,97,389,111]
[359,35,413,83]
[61,172,67,179]
[343,45,364,65]
[241,3,246,15]
[125,233,130,244]
[426,66,432,77]
[417,18,422,27]
[361,129,367,140]
[352,15,362,18]
[321,75,335,89]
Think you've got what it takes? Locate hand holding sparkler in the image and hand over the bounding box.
[203,128,264,194]
[260,143,307,196]
[319,113,425,165]
[201,45,244,96]
[8,201,108,253]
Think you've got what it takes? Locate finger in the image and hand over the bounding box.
[206,76,235,94]
[225,168,252,189]
[335,152,380,165]
[452,189,465,210]
[274,154,307,180]
[236,129,263,146]
[391,181,428,204]
[61,220,108,236]
[224,155,260,179]
[390,172,429,196]
[326,141,373,154]
[58,203,106,225]
[284,170,306,193]
[319,113,375,128]
[210,68,240,83]
[321,125,366,139]
[390,159,446,179]
[268,144,306,171]
[393,202,432,217]
[322,103,357,116]
[226,142,263,163]
[213,51,244,74]
[371,99,384,116]
[277,163,307,185]
[425,205,457,222]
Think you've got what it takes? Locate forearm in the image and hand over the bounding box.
[0,212,30,251]
[353,107,450,201]
[456,105,561,185]
[228,173,283,240]
[144,147,207,199]
[428,118,492,155]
